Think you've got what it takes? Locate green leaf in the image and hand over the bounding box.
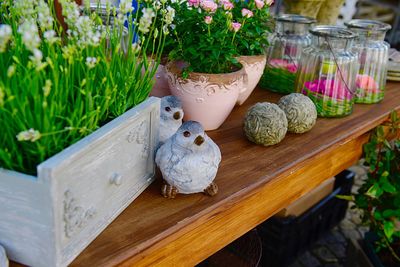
[380,176,396,194]
[384,140,392,149]
[336,195,354,201]
[383,221,395,239]
[374,210,383,220]
[382,209,397,218]
[366,184,383,198]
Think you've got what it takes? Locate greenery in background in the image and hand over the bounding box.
[353,111,400,263]
[231,0,271,56]
[167,0,272,75]
[0,0,174,175]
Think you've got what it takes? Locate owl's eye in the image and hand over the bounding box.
[183,131,191,137]
[165,107,171,112]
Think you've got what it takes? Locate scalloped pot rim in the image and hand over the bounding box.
[165,61,246,84]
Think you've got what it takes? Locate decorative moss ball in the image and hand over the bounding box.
[278,93,317,134]
[244,102,288,146]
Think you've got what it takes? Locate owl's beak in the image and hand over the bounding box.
[173,112,181,120]
[194,135,205,146]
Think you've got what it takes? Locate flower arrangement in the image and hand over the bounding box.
[353,112,400,265]
[0,0,174,174]
[167,0,272,75]
[355,74,384,104]
[301,78,354,117]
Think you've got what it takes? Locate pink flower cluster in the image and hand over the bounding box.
[188,0,200,8]
[254,0,275,9]
[356,74,379,92]
[303,78,352,100]
[269,59,297,73]
[241,8,253,18]
[220,0,234,10]
[201,0,218,12]
[231,22,241,32]
[191,0,274,12]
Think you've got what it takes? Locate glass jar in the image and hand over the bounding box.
[345,19,391,104]
[260,14,316,94]
[296,26,359,117]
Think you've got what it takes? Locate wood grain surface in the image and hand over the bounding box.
[11,83,400,267]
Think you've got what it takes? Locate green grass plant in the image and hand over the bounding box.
[0,0,173,174]
[302,87,354,117]
[259,66,296,94]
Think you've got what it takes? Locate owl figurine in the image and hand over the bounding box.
[0,245,8,267]
[155,121,221,199]
[159,95,184,145]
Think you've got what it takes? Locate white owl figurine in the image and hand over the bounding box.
[0,245,8,267]
[159,95,184,145]
[156,121,221,198]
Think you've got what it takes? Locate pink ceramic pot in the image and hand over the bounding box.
[166,61,244,131]
[150,64,171,97]
[237,55,267,105]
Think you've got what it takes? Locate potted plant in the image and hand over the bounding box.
[0,0,173,266]
[349,111,400,266]
[165,0,250,131]
[231,0,272,105]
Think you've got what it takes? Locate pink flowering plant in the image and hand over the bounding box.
[0,0,174,174]
[230,0,273,56]
[167,0,252,75]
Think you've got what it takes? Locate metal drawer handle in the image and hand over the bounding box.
[110,173,123,186]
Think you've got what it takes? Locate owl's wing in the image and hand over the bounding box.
[207,136,222,166]
[155,140,172,169]
[201,136,222,183]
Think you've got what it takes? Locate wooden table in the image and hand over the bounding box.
[13,84,399,267]
[69,83,400,267]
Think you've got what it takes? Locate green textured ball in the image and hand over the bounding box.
[278,93,317,134]
[244,102,288,146]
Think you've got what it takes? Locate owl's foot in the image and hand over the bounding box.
[204,182,218,196]
[161,182,179,199]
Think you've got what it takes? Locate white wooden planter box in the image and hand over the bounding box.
[0,97,160,267]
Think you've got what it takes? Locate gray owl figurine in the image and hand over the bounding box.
[155,121,221,199]
[159,95,184,145]
[0,245,8,267]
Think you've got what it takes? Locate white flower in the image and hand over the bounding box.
[18,20,41,52]
[0,24,12,53]
[153,1,161,11]
[86,57,98,69]
[16,128,42,142]
[131,42,141,54]
[29,48,46,70]
[119,0,134,14]
[43,30,59,44]
[37,0,53,31]
[42,80,52,97]
[68,16,101,47]
[13,0,38,20]
[59,0,80,27]
[138,8,156,34]
[163,6,175,25]
[62,45,77,64]
[162,24,170,35]
[7,64,16,78]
